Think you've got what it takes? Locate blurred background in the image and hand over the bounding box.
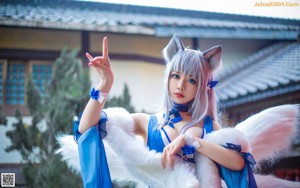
[0,0,299,187]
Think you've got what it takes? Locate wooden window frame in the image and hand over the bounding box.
[1,59,52,116]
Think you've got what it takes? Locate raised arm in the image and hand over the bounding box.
[78,37,114,134]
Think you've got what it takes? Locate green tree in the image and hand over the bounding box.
[1,47,137,187]
[2,48,89,188]
[105,83,135,113]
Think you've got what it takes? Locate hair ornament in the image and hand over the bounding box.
[207,81,218,89]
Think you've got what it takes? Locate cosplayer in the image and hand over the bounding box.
[57,34,300,188]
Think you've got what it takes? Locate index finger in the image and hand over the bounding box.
[86,52,93,61]
[102,37,109,59]
[161,150,166,169]
[167,153,174,170]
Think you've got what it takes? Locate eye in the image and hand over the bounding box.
[188,78,197,85]
[171,73,180,79]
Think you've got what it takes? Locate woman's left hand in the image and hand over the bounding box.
[161,134,186,170]
[86,37,114,93]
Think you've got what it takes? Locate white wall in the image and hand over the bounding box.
[0,117,28,163]
[90,60,165,113]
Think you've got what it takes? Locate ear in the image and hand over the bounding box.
[163,34,185,63]
[203,45,222,71]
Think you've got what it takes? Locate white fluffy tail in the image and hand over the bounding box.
[235,104,299,169]
[55,134,81,173]
[195,154,221,188]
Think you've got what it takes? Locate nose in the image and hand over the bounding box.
[177,79,185,91]
[177,85,184,91]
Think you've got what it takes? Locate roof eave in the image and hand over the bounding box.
[220,83,300,107]
[0,19,155,35]
[1,18,298,40]
[156,26,300,39]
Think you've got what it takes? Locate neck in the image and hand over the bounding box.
[171,100,189,112]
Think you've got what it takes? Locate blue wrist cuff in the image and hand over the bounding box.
[90,87,107,103]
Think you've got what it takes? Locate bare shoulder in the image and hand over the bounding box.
[131,113,150,137]
[131,113,150,125]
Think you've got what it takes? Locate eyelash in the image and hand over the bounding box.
[171,73,180,79]
[171,73,197,85]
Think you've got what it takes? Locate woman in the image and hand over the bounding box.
[75,34,257,188]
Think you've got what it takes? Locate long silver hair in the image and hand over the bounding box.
[159,34,222,133]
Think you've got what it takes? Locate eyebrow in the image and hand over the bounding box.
[187,74,197,79]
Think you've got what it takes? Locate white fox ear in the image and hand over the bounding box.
[163,34,185,63]
[203,45,222,71]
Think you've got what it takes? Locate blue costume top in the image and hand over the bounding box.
[147,114,213,153]
[147,114,257,188]
[74,111,257,188]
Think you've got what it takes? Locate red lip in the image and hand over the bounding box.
[174,93,184,98]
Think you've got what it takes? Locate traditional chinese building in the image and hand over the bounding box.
[0,0,299,185]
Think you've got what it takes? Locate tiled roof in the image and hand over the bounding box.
[216,42,300,107]
[0,0,299,39]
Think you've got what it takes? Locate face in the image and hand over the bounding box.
[168,71,198,104]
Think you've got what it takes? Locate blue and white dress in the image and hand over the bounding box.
[74,112,257,188]
[147,114,257,188]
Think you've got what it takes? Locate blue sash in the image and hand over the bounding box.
[218,143,257,188]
